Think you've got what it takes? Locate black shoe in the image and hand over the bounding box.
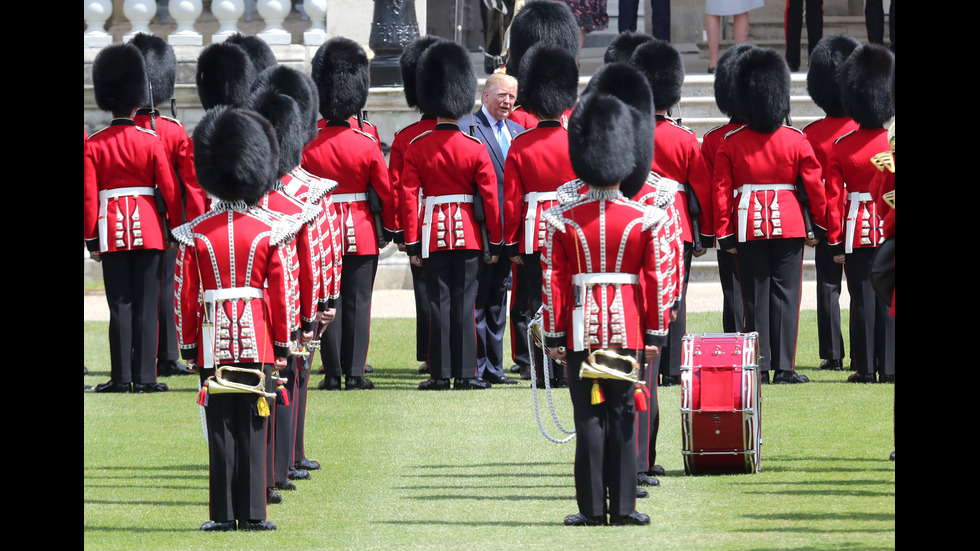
[819,359,844,371]
[364,364,374,373]
[878,374,895,383]
[275,480,297,491]
[660,374,681,386]
[200,520,236,531]
[519,366,532,380]
[609,511,650,526]
[760,371,770,384]
[316,377,342,390]
[345,376,375,390]
[647,464,665,477]
[294,457,320,471]
[418,378,450,391]
[637,473,660,486]
[239,519,277,531]
[564,513,607,526]
[83,366,89,375]
[549,377,567,388]
[707,66,716,74]
[847,372,876,383]
[84,384,94,390]
[417,362,429,374]
[454,378,492,390]
[94,381,131,393]
[288,467,310,480]
[889,450,895,461]
[158,360,192,376]
[773,370,809,384]
[636,486,649,498]
[509,364,523,374]
[484,373,519,385]
[133,382,169,393]
[267,487,282,504]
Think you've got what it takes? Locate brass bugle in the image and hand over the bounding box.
[579,349,644,384]
[528,307,567,366]
[207,366,276,397]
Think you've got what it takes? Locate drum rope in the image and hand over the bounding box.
[528,330,575,444]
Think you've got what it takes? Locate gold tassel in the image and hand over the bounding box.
[591,379,604,405]
[256,396,270,417]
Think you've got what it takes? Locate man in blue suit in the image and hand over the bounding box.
[458,73,524,386]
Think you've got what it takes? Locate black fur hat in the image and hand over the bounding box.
[224,33,277,73]
[806,34,861,117]
[196,41,257,109]
[568,92,639,189]
[129,32,176,107]
[517,44,579,119]
[603,31,656,64]
[193,106,280,205]
[415,40,476,120]
[734,47,791,133]
[253,65,319,143]
[582,62,655,197]
[312,37,370,122]
[399,35,447,110]
[630,39,685,112]
[248,77,311,178]
[840,43,895,128]
[713,43,757,118]
[92,42,148,114]
[505,0,579,80]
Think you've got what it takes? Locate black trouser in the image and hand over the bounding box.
[274,355,298,484]
[292,352,312,465]
[475,256,512,380]
[509,261,531,371]
[718,248,744,333]
[617,0,671,40]
[844,247,895,378]
[865,0,895,50]
[424,250,480,380]
[635,352,660,474]
[521,252,567,384]
[651,244,693,379]
[567,350,638,518]
[157,246,180,365]
[101,248,163,384]
[204,363,271,523]
[411,262,430,363]
[814,239,846,361]
[735,238,805,374]
[784,0,823,70]
[320,254,378,378]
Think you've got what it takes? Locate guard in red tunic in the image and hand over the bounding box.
[84,43,182,394]
[630,39,714,387]
[826,43,895,384]
[502,44,579,387]
[387,35,447,375]
[701,43,757,335]
[803,34,862,373]
[400,40,503,391]
[303,37,396,391]
[713,47,829,384]
[174,106,291,532]
[542,91,668,527]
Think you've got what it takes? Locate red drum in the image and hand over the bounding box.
[680,332,761,475]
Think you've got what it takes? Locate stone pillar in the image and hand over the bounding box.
[256,0,292,44]
[84,0,115,48]
[167,0,204,46]
[122,0,157,40]
[211,0,246,41]
[368,0,421,86]
[303,0,328,45]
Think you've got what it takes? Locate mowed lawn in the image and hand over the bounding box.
[83,310,895,550]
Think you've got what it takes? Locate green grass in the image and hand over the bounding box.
[84,311,895,550]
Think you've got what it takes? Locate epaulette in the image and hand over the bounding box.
[800,118,821,132]
[269,216,301,247]
[648,173,678,207]
[171,221,195,246]
[702,124,726,138]
[512,127,536,141]
[870,150,895,173]
[722,124,748,139]
[666,116,694,135]
[352,128,377,142]
[394,120,421,135]
[462,132,483,145]
[556,179,586,205]
[135,125,158,137]
[833,129,858,145]
[87,126,110,139]
[642,204,669,231]
[782,125,804,135]
[541,202,573,233]
[160,115,183,127]
[409,130,433,144]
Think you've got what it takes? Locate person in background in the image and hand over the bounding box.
[784,0,823,71]
[618,0,671,41]
[704,0,764,72]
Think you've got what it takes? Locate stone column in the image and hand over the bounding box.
[84,0,115,48]
[167,0,204,46]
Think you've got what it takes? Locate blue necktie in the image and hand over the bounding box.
[496,120,509,158]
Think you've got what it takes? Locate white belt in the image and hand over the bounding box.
[331,192,367,203]
[204,287,265,302]
[523,191,558,252]
[844,191,874,254]
[735,184,795,242]
[421,194,474,258]
[572,273,639,286]
[97,187,156,252]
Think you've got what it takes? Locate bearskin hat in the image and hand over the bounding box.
[93,42,148,114]
[806,34,861,117]
[415,40,476,120]
[568,92,640,189]
[253,65,319,143]
[713,43,757,118]
[581,62,655,197]
[248,77,312,178]
[603,31,656,64]
[196,41,257,110]
[193,106,280,205]
[840,43,895,128]
[399,35,447,110]
[224,33,277,74]
[312,37,370,122]
[517,44,579,119]
[734,47,791,133]
[129,33,176,107]
[505,0,579,80]
[630,39,685,112]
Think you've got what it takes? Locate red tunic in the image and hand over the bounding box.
[650,115,714,248]
[712,125,828,250]
[501,120,577,256]
[824,127,890,255]
[399,123,503,258]
[173,202,294,366]
[134,111,208,222]
[387,115,438,238]
[83,119,182,253]
[283,167,342,309]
